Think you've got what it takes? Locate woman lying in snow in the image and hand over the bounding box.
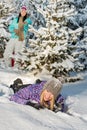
[10,77,65,112]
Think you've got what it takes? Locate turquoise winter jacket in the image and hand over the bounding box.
[8,17,32,39]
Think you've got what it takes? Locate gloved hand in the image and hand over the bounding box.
[26,101,44,110]
[53,103,64,113]
[53,105,60,113]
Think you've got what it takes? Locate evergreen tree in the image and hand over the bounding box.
[0,0,87,80]
[17,0,78,77]
[66,0,87,71]
[0,1,13,58]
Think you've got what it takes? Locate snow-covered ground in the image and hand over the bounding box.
[0,69,87,130]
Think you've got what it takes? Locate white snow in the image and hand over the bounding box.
[0,69,87,130]
[0,0,87,129]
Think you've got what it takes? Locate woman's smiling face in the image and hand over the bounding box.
[43,90,53,101]
[21,9,27,17]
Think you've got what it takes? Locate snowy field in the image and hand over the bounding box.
[0,0,87,129]
[0,69,87,130]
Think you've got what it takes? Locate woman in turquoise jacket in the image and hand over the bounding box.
[4,6,32,67]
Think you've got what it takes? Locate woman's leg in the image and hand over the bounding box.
[4,39,15,67]
[15,40,25,55]
[14,40,25,67]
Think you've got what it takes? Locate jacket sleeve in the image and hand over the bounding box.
[8,18,18,33]
[56,94,64,104]
[26,18,32,25]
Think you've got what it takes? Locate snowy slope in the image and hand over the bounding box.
[0,70,87,130]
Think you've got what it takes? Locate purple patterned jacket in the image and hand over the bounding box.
[10,81,64,108]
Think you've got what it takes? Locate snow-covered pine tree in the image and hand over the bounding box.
[17,0,79,78]
[66,0,87,72]
[0,1,13,58]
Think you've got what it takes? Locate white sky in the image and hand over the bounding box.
[0,69,87,130]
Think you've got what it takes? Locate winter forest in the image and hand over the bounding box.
[0,0,87,81]
[0,0,87,130]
